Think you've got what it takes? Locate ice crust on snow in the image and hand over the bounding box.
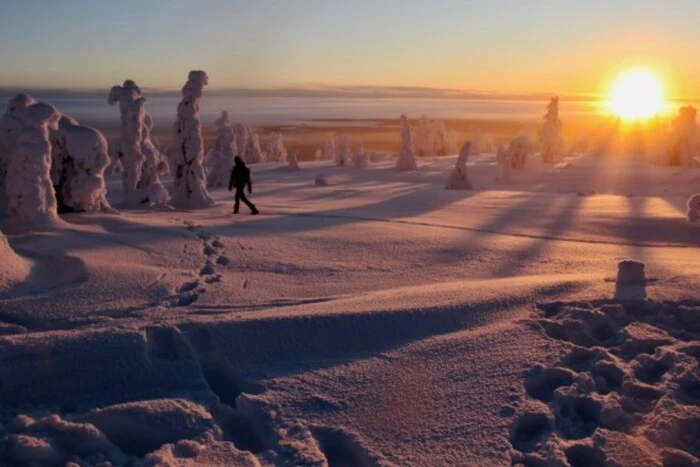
[170,71,215,208]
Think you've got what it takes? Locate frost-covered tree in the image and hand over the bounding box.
[445,142,473,190]
[396,115,417,171]
[687,194,700,223]
[416,114,451,156]
[233,124,264,164]
[540,97,563,163]
[50,116,112,212]
[206,111,237,188]
[169,71,215,208]
[668,106,698,167]
[444,131,458,155]
[470,126,495,155]
[416,114,431,156]
[0,94,36,215]
[335,135,349,166]
[315,149,323,161]
[108,80,169,205]
[6,103,62,232]
[507,135,533,169]
[288,150,300,171]
[266,132,287,163]
[323,133,336,161]
[496,144,512,183]
[352,142,369,168]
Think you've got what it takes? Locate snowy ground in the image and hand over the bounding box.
[1,153,700,466]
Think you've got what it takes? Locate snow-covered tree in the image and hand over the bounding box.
[416,114,431,156]
[444,131,458,155]
[445,142,473,190]
[288,150,300,171]
[335,135,349,166]
[470,126,495,155]
[396,115,417,171]
[206,111,237,188]
[668,106,698,167]
[265,132,287,163]
[50,116,112,212]
[315,149,323,161]
[233,124,264,164]
[687,194,700,223]
[169,71,215,208]
[0,94,36,215]
[416,114,451,156]
[352,142,369,168]
[108,80,169,205]
[323,133,336,161]
[507,135,533,169]
[6,103,62,232]
[540,96,563,163]
[496,144,512,183]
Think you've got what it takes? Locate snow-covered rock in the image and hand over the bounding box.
[352,142,369,168]
[6,103,63,232]
[335,135,349,166]
[445,142,473,190]
[687,194,700,223]
[0,94,37,216]
[396,115,417,171]
[169,71,215,208]
[540,96,564,163]
[50,116,112,213]
[314,175,328,186]
[266,132,287,163]
[108,80,169,206]
[206,111,237,188]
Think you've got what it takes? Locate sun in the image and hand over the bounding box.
[605,68,669,120]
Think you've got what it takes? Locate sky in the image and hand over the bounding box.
[0,0,699,99]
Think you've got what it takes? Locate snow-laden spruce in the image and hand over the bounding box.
[169,71,215,208]
[288,150,300,171]
[50,115,112,212]
[669,106,698,167]
[323,133,336,161]
[335,135,349,166]
[315,149,323,161]
[352,142,369,168]
[108,80,169,205]
[416,114,453,156]
[507,135,534,169]
[496,144,513,183]
[445,142,473,190]
[266,132,287,163]
[0,94,36,216]
[6,103,63,232]
[233,124,264,164]
[687,194,700,223]
[469,126,495,156]
[396,115,417,171]
[540,97,563,163]
[206,111,237,188]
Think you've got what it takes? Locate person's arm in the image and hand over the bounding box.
[228,168,235,191]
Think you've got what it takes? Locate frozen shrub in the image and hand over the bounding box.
[445,142,473,190]
[206,111,237,188]
[396,115,417,171]
[108,80,169,205]
[265,132,287,163]
[169,71,215,208]
[6,103,62,231]
[540,96,564,163]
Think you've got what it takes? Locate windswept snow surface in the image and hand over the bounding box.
[2,151,700,465]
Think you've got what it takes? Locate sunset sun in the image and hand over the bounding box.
[605,68,669,120]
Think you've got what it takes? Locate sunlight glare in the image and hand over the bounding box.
[605,68,668,120]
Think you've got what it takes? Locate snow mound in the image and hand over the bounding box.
[510,299,700,465]
[314,175,328,186]
[0,232,29,293]
[687,194,700,223]
[170,71,215,208]
[445,142,473,190]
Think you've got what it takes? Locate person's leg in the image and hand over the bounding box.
[239,192,258,214]
[234,189,241,213]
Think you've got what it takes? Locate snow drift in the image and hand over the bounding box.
[206,111,237,188]
[169,71,215,208]
[0,231,29,293]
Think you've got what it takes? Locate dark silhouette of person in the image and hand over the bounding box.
[228,156,259,214]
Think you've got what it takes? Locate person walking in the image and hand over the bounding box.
[228,156,259,215]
